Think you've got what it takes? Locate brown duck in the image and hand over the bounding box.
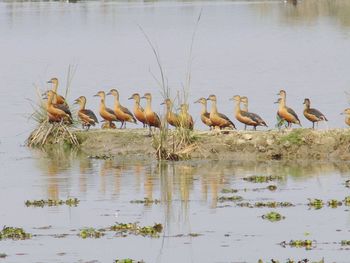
[94,91,118,129]
[74,96,98,130]
[276,90,301,128]
[207,94,235,130]
[194,97,213,129]
[128,93,147,128]
[303,98,327,129]
[141,93,161,135]
[47,78,66,105]
[179,103,194,130]
[161,98,180,128]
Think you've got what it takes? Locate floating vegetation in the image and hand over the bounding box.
[114,259,145,263]
[110,223,163,238]
[78,228,105,239]
[327,199,342,208]
[0,253,7,258]
[221,188,238,194]
[267,185,278,191]
[25,198,80,207]
[341,240,350,246]
[243,175,282,183]
[237,201,294,208]
[344,196,350,206]
[0,226,31,240]
[217,195,243,202]
[262,211,285,222]
[88,154,114,160]
[259,259,324,263]
[130,198,161,205]
[307,199,324,209]
[280,240,315,250]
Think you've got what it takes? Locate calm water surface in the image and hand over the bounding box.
[1,0,350,262]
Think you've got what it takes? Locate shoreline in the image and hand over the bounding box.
[72,128,350,161]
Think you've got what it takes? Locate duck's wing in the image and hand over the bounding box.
[121,105,137,123]
[81,109,99,123]
[286,107,300,122]
[106,107,118,120]
[218,113,236,129]
[309,108,328,121]
[55,104,71,117]
[241,111,267,126]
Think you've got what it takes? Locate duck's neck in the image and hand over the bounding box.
[52,82,58,93]
[79,100,86,110]
[242,103,248,112]
[304,103,310,110]
[113,95,120,108]
[100,96,106,111]
[201,102,207,114]
[234,101,241,116]
[145,98,152,111]
[47,93,53,107]
[210,100,218,114]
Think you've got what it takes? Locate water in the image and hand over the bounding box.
[1,0,350,262]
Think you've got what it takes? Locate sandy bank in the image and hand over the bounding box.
[74,128,350,161]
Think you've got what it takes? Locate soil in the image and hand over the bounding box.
[74,128,350,161]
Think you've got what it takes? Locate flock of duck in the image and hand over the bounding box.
[43,77,350,133]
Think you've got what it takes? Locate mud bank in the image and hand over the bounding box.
[74,128,350,161]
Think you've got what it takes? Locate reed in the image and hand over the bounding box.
[140,10,202,160]
[26,65,79,147]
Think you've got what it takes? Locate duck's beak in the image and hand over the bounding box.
[141,96,146,99]
[128,96,133,100]
[206,98,210,101]
[160,102,165,105]
[229,98,234,101]
[106,91,111,96]
[340,112,345,115]
[73,99,79,104]
[47,80,52,84]
[274,100,279,104]
[194,99,200,104]
[93,93,99,97]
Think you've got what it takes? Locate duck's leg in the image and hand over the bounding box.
[312,122,315,129]
[119,121,124,129]
[253,126,257,131]
[244,124,247,131]
[148,125,152,137]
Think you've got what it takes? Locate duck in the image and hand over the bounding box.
[276,90,301,128]
[141,93,161,135]
[107,89,137,129]
[194,97,213,130]
[74,96,98,130]
[231,95,267,130]
[161,98,180,128]
[44,90,72,124]
[179,103,194,130]
[207,94,235,130]
[128,93,147,128]
[93,91,119,129]
[303,98,327,129]
[341,108,350,127]
[47,78,66,105]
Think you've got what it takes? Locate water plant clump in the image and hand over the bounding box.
[221,188,239,193]
[243,175,282,183]
[344,196,350,206]
[262,211,285,222]
[114,259,145,263]
[0,226,31,240]
[0,253,7,258]
[327,199,342,208]
[78,228,105,239]
[259,259,323,263]
[130,198,161,205]
[341,240,350,246]
[217,195,243,202]
[346,180,350,188]
[280,240,314,250]
[110,222,163,238]
[237,201,294,208]
[307,199,324,209]
[25,198,80,207]
[279,129,305,146]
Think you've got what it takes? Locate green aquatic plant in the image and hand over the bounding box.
[25,198,80,207]
[262,211,285,222]
[110,223,163,238]
[0,253,7,258]
[243,175,282,183]
[0,226,31,240]
[307,199,324,209]
[114,259,145,263]
[221,188,239,193]
[217,195,243,202]
[345,180,350,188]
[130,198,161,205]
[267,185,277,191]
[341,240,350,246]
[344,196,350,206]
[88,154,114,160]
[78,228,104,239]
[279,129,305,146]
[280,240,314,250]
[237,201,294,208]
[327,199,342,208]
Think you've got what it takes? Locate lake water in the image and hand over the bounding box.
[1,0,350,262]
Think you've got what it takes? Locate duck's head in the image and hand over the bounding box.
[93,91,105,98]
[141,93,152,100]
[194,97,207,104]
[160,98,172,106]
[240,96,248,104]
[341,108,350,115]
[47,77,58,85]
[74,96,86,105]
[206,94,217,102]
[277,90,286,97]
[128,93,140,100]
[107,89,119,97]
[230,95,241,102]
[303,98,310,106]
